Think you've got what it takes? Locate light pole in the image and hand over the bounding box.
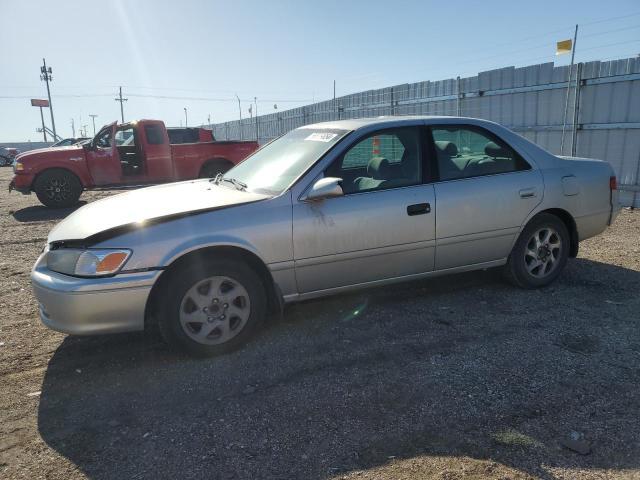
[235,94,242,140]
[89,114,98,135]
[184,107,188,127]
[254,97,258,142]
[30,99,50,142]
[40,58,57,140]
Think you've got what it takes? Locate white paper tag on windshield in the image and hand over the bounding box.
[305,132,338,142]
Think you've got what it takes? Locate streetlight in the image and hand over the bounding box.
[184,107,188,127]
[235,94,242,140]
[89,114,98,135]
[254,97,258,142]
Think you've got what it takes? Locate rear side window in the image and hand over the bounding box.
[431,126,530,181]
[144,124,165,145]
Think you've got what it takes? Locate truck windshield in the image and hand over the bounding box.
[222,128,349,195]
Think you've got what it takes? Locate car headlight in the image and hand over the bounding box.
[14,161,24,172]
[47,248,131,277]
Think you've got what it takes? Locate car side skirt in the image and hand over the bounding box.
[282,258,507,303]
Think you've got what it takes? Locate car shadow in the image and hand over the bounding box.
[37,258,640,479]
[12,202,86,222]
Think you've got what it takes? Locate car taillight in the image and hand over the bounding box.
[609,176,617,191]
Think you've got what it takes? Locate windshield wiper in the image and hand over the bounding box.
[210,173,223,184]
[209,173,247,191]
[221,177,247,191]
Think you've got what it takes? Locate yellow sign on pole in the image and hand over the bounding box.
[556,39,573,55]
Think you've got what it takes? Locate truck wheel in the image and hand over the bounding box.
[34,169,82,208]
[158,258,267,357]
[504,213,570,289]
[199,160,232,178]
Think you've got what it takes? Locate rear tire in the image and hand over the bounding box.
[158,258,267,357]
[34,169,82,208]
[504,213,570,289]
[199,160,233,178]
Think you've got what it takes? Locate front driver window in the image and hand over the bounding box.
[95,129,112,148]
[328,127,422,194]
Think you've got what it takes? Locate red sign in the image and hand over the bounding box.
[31,99,49,107]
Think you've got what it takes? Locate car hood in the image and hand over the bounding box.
[17,145,83,162]
[48,179,271,243]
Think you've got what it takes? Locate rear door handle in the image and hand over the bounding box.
[519,188,537,198]
[407,203,431,216]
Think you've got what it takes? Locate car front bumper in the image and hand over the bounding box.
[31,253,161,335]
[9,173,33,194]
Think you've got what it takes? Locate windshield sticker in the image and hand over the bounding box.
[305,132,338,142]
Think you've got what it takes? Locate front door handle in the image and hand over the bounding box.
[407,203,431,216]
[519,188,537,199]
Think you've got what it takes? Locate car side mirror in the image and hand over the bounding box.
[303,177,344,202]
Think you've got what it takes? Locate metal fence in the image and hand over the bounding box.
[211,57,640,207]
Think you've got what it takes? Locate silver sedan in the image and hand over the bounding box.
[32,116,620,356]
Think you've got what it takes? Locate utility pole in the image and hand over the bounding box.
[89,114,98,135]
[207,114,211,125]
[254,96,258,142]
[235,94,243,140]
[71,118,75,137]
[560,24,579,155]
[115,86,127,123]
[184,107,188,127]
[40,58,57,140]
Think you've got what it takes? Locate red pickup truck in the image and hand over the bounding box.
[9,119,258,208]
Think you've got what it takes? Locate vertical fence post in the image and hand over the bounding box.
[561,24,579,155]
[570,62,583,157]
[390,87,395,116]
[456,76,461,116]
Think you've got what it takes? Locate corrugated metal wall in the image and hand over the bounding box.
[211,57,640,207]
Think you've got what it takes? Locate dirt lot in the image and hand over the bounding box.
[1,167,639,480]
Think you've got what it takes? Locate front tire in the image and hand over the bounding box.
[34,169,82,208]
[504,213,570,289]
[158,258,267,357]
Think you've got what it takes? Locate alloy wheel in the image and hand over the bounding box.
[44,178,71,203]
[524,227,562,278]
[179,276,251,345]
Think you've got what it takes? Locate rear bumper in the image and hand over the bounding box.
[31,253,161,335]
[610,190,621,225]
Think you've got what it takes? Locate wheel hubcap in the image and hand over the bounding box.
[44,178,71,202]
[524,227,562,278]
[179,276,251,345]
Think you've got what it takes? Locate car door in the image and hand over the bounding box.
[292,126,436,294]
[85,122,123,186]
[429,124,543,270]
[140,121,173,181]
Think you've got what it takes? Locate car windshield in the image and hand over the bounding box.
[221,128,349,195]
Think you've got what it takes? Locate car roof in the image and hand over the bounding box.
[299,115,499,132]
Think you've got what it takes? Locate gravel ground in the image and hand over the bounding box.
[1,167,639,480]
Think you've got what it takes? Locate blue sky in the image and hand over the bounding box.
[0,0,638,141]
